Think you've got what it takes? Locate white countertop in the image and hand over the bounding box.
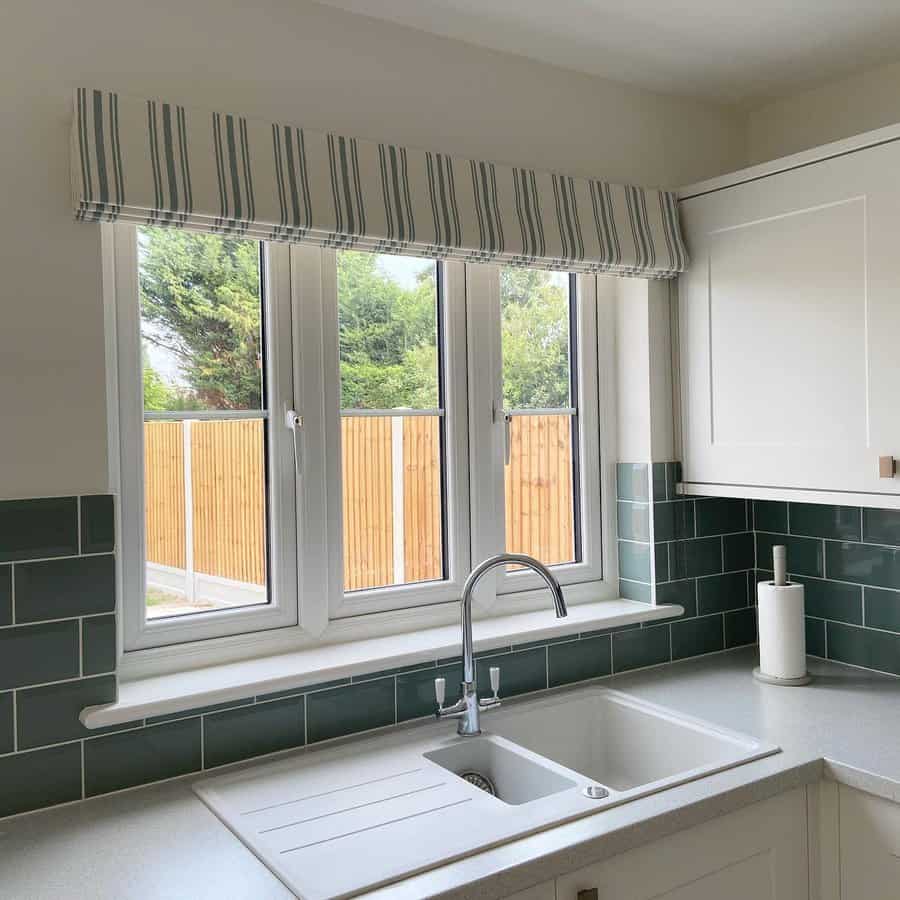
[2,647,898,900]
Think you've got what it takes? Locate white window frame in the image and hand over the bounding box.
[106,223,618,675]
[111,224,299,650]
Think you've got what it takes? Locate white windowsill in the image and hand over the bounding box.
[81,600,682,729]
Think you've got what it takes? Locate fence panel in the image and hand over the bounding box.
[144,413,576,592]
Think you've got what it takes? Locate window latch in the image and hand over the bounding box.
[285,407,303,477]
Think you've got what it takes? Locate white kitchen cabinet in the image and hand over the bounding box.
[503,881,556,900]
[677,135,900,500]
[837,785,900,900]
[555,787,808,900]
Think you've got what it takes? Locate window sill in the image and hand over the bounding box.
[81,599,682,729]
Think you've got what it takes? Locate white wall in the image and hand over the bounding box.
[0,0,745,499]
[747,58,900,165]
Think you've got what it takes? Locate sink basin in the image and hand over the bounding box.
[195,685,778,900]
[424,736,576,804]
[489,688,774,797]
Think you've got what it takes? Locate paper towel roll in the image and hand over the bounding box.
[757,581,807,680]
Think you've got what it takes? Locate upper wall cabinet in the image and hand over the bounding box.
[678,137,900,502]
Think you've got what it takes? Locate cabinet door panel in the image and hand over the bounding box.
[839,785,900,900]
[556,788,807,900]
[679,139,900,495]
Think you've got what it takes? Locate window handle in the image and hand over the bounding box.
[504,412,512,466]
[285,407,303,477]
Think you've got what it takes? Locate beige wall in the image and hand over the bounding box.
[747,58,900,165]
[0,0,745,499]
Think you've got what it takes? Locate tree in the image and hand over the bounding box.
[500,268,570,409]
[139,228,263,410]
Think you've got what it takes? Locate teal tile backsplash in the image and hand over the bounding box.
[2,484,897,823]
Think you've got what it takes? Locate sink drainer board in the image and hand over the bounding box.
[194,688,779,899]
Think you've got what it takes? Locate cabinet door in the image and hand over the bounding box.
[556,787,808,900]
[503,881,556,900]
[678,139,900,496]
[839,785,900,900]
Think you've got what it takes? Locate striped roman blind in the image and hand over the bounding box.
[71,88,688,278]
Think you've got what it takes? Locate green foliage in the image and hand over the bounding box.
[500,268,570,409]
[138,228,263,410]
[337,251,438,409]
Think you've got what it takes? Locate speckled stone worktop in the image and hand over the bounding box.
[1,647,897,900]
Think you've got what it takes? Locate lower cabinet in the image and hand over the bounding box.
[837,785,900,900]
[554,788,809,900]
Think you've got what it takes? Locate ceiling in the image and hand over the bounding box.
[315,0,900,106]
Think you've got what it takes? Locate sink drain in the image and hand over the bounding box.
[460,771,497,796]
[583,784,609,800]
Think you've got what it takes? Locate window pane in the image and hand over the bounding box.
[500,268,571,410]
[139,228,269,619]
[337,251,445,592]
[501,268,578,567]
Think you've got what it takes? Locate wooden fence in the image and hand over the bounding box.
[144,413,574,592]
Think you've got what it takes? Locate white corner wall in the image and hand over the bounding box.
[747,58,900,165]
[0,0,745,499]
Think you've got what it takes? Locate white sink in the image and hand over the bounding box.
[194,686,779,899]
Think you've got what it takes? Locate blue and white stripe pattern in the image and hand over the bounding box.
[71,88,688,277]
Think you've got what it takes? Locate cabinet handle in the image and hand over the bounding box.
[576,890,599,900]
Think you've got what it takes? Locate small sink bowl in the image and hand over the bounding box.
[424,736,576,804]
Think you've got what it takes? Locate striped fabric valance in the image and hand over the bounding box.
[71,88,687,278]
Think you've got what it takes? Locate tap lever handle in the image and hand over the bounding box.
[489,666,500,699]
[434,677,446,707]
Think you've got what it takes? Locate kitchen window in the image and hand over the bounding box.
[110,224,610,657]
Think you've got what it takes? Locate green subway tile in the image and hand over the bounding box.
[17,675,117,750]
[0,621,79,690]
[0,566,10,625]
[789,503,860,540]
[204,697,305,769]
[665,462,682,501]
[862,508,900,546]
[84,719,202,796]
[0,744,83,817]
[864,588,900,633]
[653,501,695,542]
[617,501,650,542]
[257,678,351,703]
[351,662,435,682]
[476,648,546,699]
[612,624,670,673]
[619,579,651,603]
[654,543,669,582]
[15,555,115,623]
[0,498,78,563]
[651,463,667,502]
[723,532,754,571]
[668,537,722,580]
[548,636,611,687]
[791,576,862,625]
[656,579,697,617]
[618,541,650,582]
[616,463,649,501]
[82,615,117,676]
[0,692,12,754]
[724,607,757,648]
[825,541,900,589]
[307,678,395,743]
[672,615,724,660]
[695,498,747,536]
[753,500,788,533]
[697,571,748,614]
[757,533,823,578]
[397,662,462,722]
[827,622,900,676]
[80,495,115,554]
[146,699,251,725]
[805,617,826,658]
